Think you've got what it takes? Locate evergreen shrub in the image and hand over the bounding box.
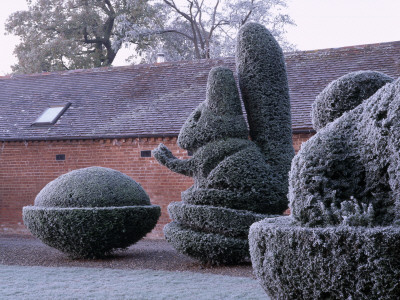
[154,22,294,265]
[164,222,249,265]
[23,167,160,258]
[290,78,399,226]
[168,202,269,239]
[249,75,400,298]
[312,71,393,131]
[249,217,400,300]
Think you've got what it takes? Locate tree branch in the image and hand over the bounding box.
[82,27,105,44]
[203,0,222,58]
[163,0,193,22]
[153,29,194,41]
[241,0,255,25]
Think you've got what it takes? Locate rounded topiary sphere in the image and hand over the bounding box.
[35,166,151,208]
[312,71,393,131]
[23,167,160,258]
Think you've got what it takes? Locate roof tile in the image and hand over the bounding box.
[1,41,400,141]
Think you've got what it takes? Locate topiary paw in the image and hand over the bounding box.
[153,143,175,165]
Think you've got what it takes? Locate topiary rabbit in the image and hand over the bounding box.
[249,71,400,299]
[290,70,396,226]
[153,22,294,264]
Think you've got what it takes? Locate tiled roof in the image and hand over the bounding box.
[1,41,400,141]
[286,42,400,129]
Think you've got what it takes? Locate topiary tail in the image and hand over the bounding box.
[236,22,294,180]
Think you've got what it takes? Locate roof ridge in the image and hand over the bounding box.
[285,40,400,57]
[2,40,399,80]
[0,57,233,80]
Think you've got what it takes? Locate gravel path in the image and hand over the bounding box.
[0,234,254,277]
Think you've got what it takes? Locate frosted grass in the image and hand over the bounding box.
[0,265,268,299]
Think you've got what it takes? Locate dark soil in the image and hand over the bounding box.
[0,234,255,278]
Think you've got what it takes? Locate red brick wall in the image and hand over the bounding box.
[0,133,313,238]
[0,137,193,238]
[293,132,314,153]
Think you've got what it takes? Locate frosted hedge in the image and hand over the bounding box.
[23,167,160,258]
[312,71,393,130]
[290,72,397,226]
[250,217,400,299]
[249,73,400,299]
[154,22,294,265]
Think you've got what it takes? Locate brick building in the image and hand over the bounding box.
[1,41,400,237]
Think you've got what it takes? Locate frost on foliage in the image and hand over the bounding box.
[153,23,294,265]
[113,0,295,63]
[249,74,400,299]
[249,217,400,300]
[312,71,393,131]
[236,22,294,189]
[35,166,150,208]
[317,197,375,227]
[290,77,399,227]
[23,167,160,258]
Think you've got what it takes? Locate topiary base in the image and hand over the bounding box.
[164,221,249,265]
[249,216,400,300]
[23,205,161,258]
[168,202,268,239]
[182,187,285,214]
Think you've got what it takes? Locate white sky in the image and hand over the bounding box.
[0,0,399,75]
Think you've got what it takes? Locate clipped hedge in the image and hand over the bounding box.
[164,222,249,265]
[312,71,393,131]
[290,78,400,227]
[23,206,160,258]
[35,166,151,208]
[154,23,294,265]
[249,76,400,298]
[249,217,400,300]
[181,187,278,213]
[236,22,294,193]
[168,202,268,238]
[177,67,249,152]
[23,166,160,258]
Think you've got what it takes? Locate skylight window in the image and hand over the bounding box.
[33,103,70,125]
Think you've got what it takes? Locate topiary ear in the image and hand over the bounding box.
[205,67,242,116]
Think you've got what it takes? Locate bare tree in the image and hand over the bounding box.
[116,0,295,62]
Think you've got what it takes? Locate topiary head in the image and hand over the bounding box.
[35,166,151,208]
[312,71,393,130]
[177,67,248,151]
